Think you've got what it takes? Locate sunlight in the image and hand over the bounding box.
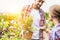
[0,0,60,13]
[0,0,34,14]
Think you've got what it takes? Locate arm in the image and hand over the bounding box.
[55,30,60,40]
[40,9,46,29]
[39,9,46,40]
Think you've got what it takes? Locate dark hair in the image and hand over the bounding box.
[49,5,60,22]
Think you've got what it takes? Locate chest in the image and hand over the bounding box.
[30,9,41,21]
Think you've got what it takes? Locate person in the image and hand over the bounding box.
[29,0,45,40]
[20,0,45,40]
[49,5,60,40]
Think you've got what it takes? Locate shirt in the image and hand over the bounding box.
[49,23,60,40]
[30,8,41,39]
[20,5,45,40]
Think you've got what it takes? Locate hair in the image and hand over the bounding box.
[49,5,60,22]
[34,0,45,2]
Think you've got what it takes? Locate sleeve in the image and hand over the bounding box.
[20,5,31,17]
[55,30,60,40]
[40,9,45,27]
[49,33,53,40]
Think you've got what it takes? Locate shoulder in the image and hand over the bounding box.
[39,8,45,13]
[21,5,32,16]
[39,8,45,16]
[39,8,45,17]
[55,28,60,38]
[21,5,32,11]
[56,29,60,34]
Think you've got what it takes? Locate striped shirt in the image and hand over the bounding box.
[49,23,60,40]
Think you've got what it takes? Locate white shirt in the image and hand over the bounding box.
[30,8,41,39]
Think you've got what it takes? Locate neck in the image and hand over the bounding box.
[33,7,40,10]
[32,4,40,10]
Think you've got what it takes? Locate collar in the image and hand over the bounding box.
[55,23,60,28]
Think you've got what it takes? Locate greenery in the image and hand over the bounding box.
[45,12,54,31]
[0,13,22,40]
[0,12,54,40]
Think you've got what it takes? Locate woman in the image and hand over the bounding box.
[49,5,60,40]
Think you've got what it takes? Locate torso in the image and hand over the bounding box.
[30,8,41,39]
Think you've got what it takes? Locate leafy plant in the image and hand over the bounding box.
[46,12,54,30]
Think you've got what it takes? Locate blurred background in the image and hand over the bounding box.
[0,0,60,13]
[0,0,60,40]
